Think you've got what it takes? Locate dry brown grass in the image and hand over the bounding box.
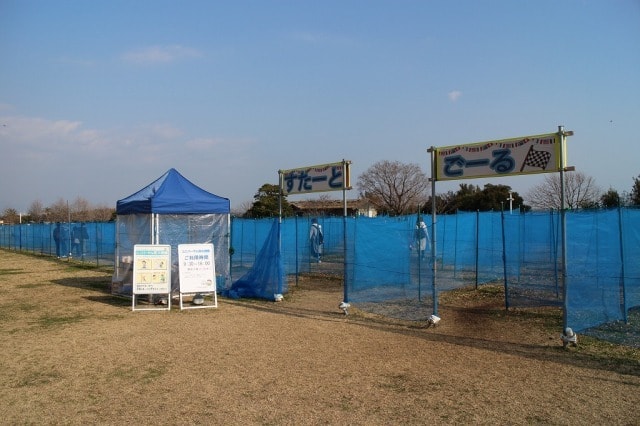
[1,249,639,425]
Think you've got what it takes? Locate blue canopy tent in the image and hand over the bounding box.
[111,168,231,296]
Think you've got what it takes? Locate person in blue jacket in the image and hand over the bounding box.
[309,218,324,263]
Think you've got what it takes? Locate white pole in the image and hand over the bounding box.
[559,125,568,330]
[428,146,438,316]
[342,160,349,304]
[508,192,514,214]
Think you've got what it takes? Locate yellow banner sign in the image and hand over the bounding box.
[280,160,352,195]
[434,133,562,181]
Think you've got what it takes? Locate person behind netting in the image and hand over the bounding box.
[53,222,62,258]
[72,225,82,257]
[414,216,429,260]
[309,218,324,263]
[61,224,70,257]
[80,223,89,256]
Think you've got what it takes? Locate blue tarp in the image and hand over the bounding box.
[116,168,230,214]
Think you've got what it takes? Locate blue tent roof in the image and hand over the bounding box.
[116,168,230,214]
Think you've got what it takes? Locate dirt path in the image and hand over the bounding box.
[1,250,639,425]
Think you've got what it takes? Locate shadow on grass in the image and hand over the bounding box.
[225,292,640,379]
[25,250,640,378]
[51,275,132,308]
[51,275,111,292]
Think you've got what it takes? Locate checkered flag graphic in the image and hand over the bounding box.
[520,146,551,171]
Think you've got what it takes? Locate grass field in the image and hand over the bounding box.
[1,249,639,425]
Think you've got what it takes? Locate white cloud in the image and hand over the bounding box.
[0,111,263,212]
[0,115,112,161]
[145,123,184,140]
[448,90,462,102]
[0,112,259,176]
[2,116,81,143]
[121,44,203,64]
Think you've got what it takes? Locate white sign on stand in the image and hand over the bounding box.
[132,244,172,311]
[178,243,217,310]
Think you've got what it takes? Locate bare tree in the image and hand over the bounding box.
[429,191,458,214]
[70,197,91,222]
[27,200,46,222]
[1,208,20,224]
[526,171,601,210]
[357,160,429,215]
[7,197,116,223]
[90,204,116,221]
[231,200,254,217]
[47,198,70,222]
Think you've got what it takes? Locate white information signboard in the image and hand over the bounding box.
[178,243,217,309]
[132,244,171,311]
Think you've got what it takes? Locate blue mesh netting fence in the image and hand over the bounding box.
[0,221,116,266]
[2,207,639,336]
[224,219,285,300]
[565,208,640,331]
[228,209,640,333]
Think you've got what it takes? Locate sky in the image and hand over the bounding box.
[1,0,639,214]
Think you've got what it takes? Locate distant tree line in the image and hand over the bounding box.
[1,197,115,224]
[242,163,640,218]
[4,167,640,223]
